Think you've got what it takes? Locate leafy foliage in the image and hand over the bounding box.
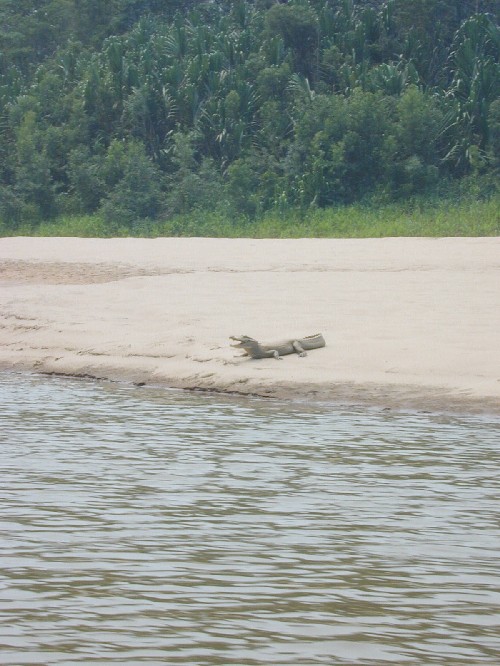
[0,0,498,232]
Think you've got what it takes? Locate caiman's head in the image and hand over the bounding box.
[230,335,259,355]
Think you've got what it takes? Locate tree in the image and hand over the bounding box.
[388,87,443,195]
[99,139,165,227]
[264,3,319,79]
[444,14,500,171]
[338,90,394,199]
[487,98,500,167]
[164,131,225,215]
[13,110,57,219]
[0,0,498,230]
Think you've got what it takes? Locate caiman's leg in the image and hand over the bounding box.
[292,341,307,357]
[258,348,282,359]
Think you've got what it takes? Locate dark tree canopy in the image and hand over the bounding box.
[0,0,498,228]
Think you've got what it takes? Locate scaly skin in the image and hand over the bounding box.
[230,333,325,360]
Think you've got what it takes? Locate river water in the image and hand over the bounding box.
[1,373,499,665]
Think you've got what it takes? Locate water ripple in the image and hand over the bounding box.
[0,373,499,664]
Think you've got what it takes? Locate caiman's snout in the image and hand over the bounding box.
[230,335,254,348]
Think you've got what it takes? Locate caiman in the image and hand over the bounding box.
[230,333,326,360]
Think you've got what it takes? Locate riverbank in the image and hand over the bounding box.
[2,195,499,239]
[1,236,499,414]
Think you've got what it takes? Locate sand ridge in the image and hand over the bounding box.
[1,236,499,414]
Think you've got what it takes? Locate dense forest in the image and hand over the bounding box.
[0,0,498,234]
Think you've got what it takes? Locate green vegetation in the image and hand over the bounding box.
[0,1,498,237]
[4,194,497,238]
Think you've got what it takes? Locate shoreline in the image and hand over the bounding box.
[1,367,499,419]
[1,236,499,417]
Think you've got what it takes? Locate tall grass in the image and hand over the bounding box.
[1,195,499,239]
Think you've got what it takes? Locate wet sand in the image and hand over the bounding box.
[1,236,499,414]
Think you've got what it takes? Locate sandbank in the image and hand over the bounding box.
[1,236,499,415]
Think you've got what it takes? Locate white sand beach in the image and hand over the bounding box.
[0,236,499,414]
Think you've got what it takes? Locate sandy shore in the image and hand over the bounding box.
[1,236,499,414]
